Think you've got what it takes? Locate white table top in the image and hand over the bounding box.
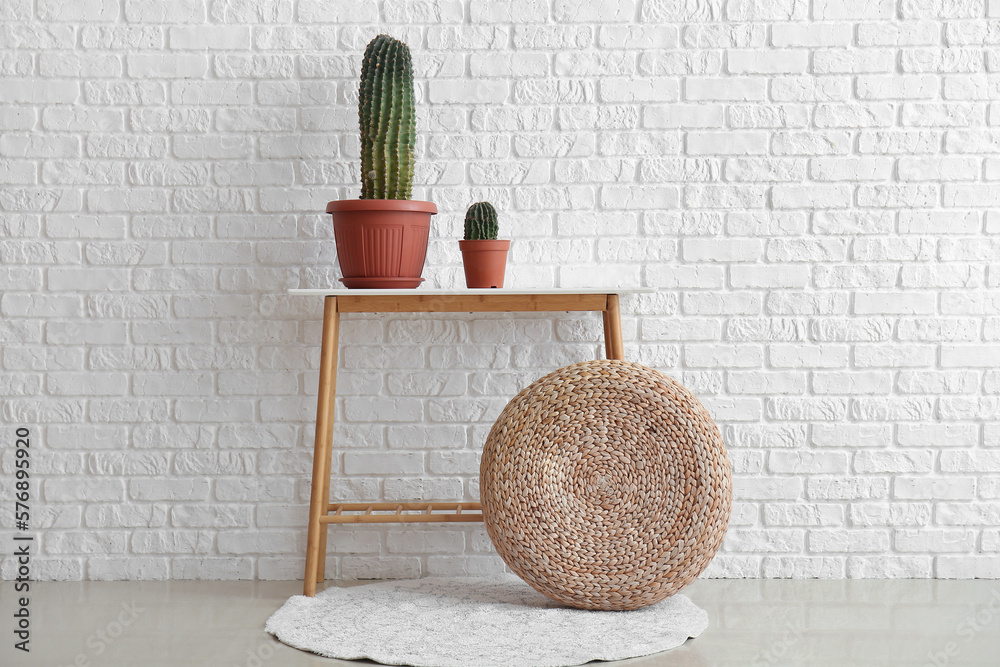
[288,288,656,296]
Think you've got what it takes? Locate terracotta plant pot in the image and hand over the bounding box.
[459,239,510,289]
[327,199,437,289]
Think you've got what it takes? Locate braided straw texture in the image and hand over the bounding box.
[481,359,732,611]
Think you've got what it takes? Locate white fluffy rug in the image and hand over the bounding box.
[266,575,708,667]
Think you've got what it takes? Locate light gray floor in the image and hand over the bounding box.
[2,578,999,666]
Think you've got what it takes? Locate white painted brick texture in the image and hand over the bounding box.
[1,0,999,582]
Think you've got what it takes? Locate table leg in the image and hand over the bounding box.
[304,296,340,596]
[604,294,625,361]
[601,310,613,359]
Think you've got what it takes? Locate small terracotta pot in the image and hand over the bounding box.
[327,199,437,289]
[459,239,510,289]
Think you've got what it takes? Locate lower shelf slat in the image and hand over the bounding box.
[320,501,483,524]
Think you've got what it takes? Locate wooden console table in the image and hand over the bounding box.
[289,288,651,596]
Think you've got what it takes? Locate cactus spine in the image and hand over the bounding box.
[464,202,499,241]
[359,35,416,200]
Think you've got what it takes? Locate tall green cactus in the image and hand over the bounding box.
[464,202,499,240]
[359,35,416,200]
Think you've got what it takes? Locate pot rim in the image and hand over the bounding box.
[327,199,437,214]
[459,239,511,250]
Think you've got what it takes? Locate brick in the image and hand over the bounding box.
[298,0,377,21]
[895,477,976,500]
[0,136,75,161]
[855,292,936,315]
[344,452,425,476]
[387,530,465,554]
[0,79,79,104]
[728,50,808,74]
[44,478,124,502]
[472,0,547,22]
[429,80,509,104]
[731,265,810,288]
[859,22,940,46]
[513,25,591,49]
[553,0,634,21]
[174,135,252,159]
[169,25,250,49]
[767,292,848,315]
[811,157,893,182]
[727,370,806,395]
[727,0,805,20]
[815,0,894,19]
[171,81,251,106]
[937,556,1000,578]
[684,185,767,209]
[812,424,892,448]
[766,397,848,421]
[685,344,763,368]
[772,23,853,47]
[724,157,804,182]
[687,131,768,155]
[769,451,849,474]
[936,503,1000,526]
[639,51,722,76]
[427,26,508,50]
[848,557,932,578]
[857,74,939,100]
[898,319,980,343]
[730,105,809,129]
[815,103,895,128]
[44,531,128,555]
[763,556,845,578]
[600,25,677,48]
[850,503,930,527]
[853,396,936,421]
[809,529,890,553]
[125,0,206,22]
[40,53,122,78]
[903,48,983,73]
[384,478,465,502]
[39,0,119,20]
[210,0,291,22]
[772,76,851,102]
[814,49,894,74]
[769,344,849,368]
[772,184,853,209]
[898,156,982,180]
[127,54,208,78]
[898,370,979,393]
[686,77,766,101]
[726,529,804,553]
[773,131,852,155]
[855,451,934,473]
[88,135,167,159]
[808,477,889,500]
[217,531,296,555]
[645,104,724,128]
[600,78,678,103]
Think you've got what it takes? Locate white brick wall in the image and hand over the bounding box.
[1,0,999,582]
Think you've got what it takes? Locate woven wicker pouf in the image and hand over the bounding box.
[480,359,732,611]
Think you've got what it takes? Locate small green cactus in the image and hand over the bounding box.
[464,202,499,240]
[359,34,416,200]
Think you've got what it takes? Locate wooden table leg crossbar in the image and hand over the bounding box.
[322,502,484,524]
[302,292,627,596]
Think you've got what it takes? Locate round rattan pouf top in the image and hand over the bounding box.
[481,359,732,611]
